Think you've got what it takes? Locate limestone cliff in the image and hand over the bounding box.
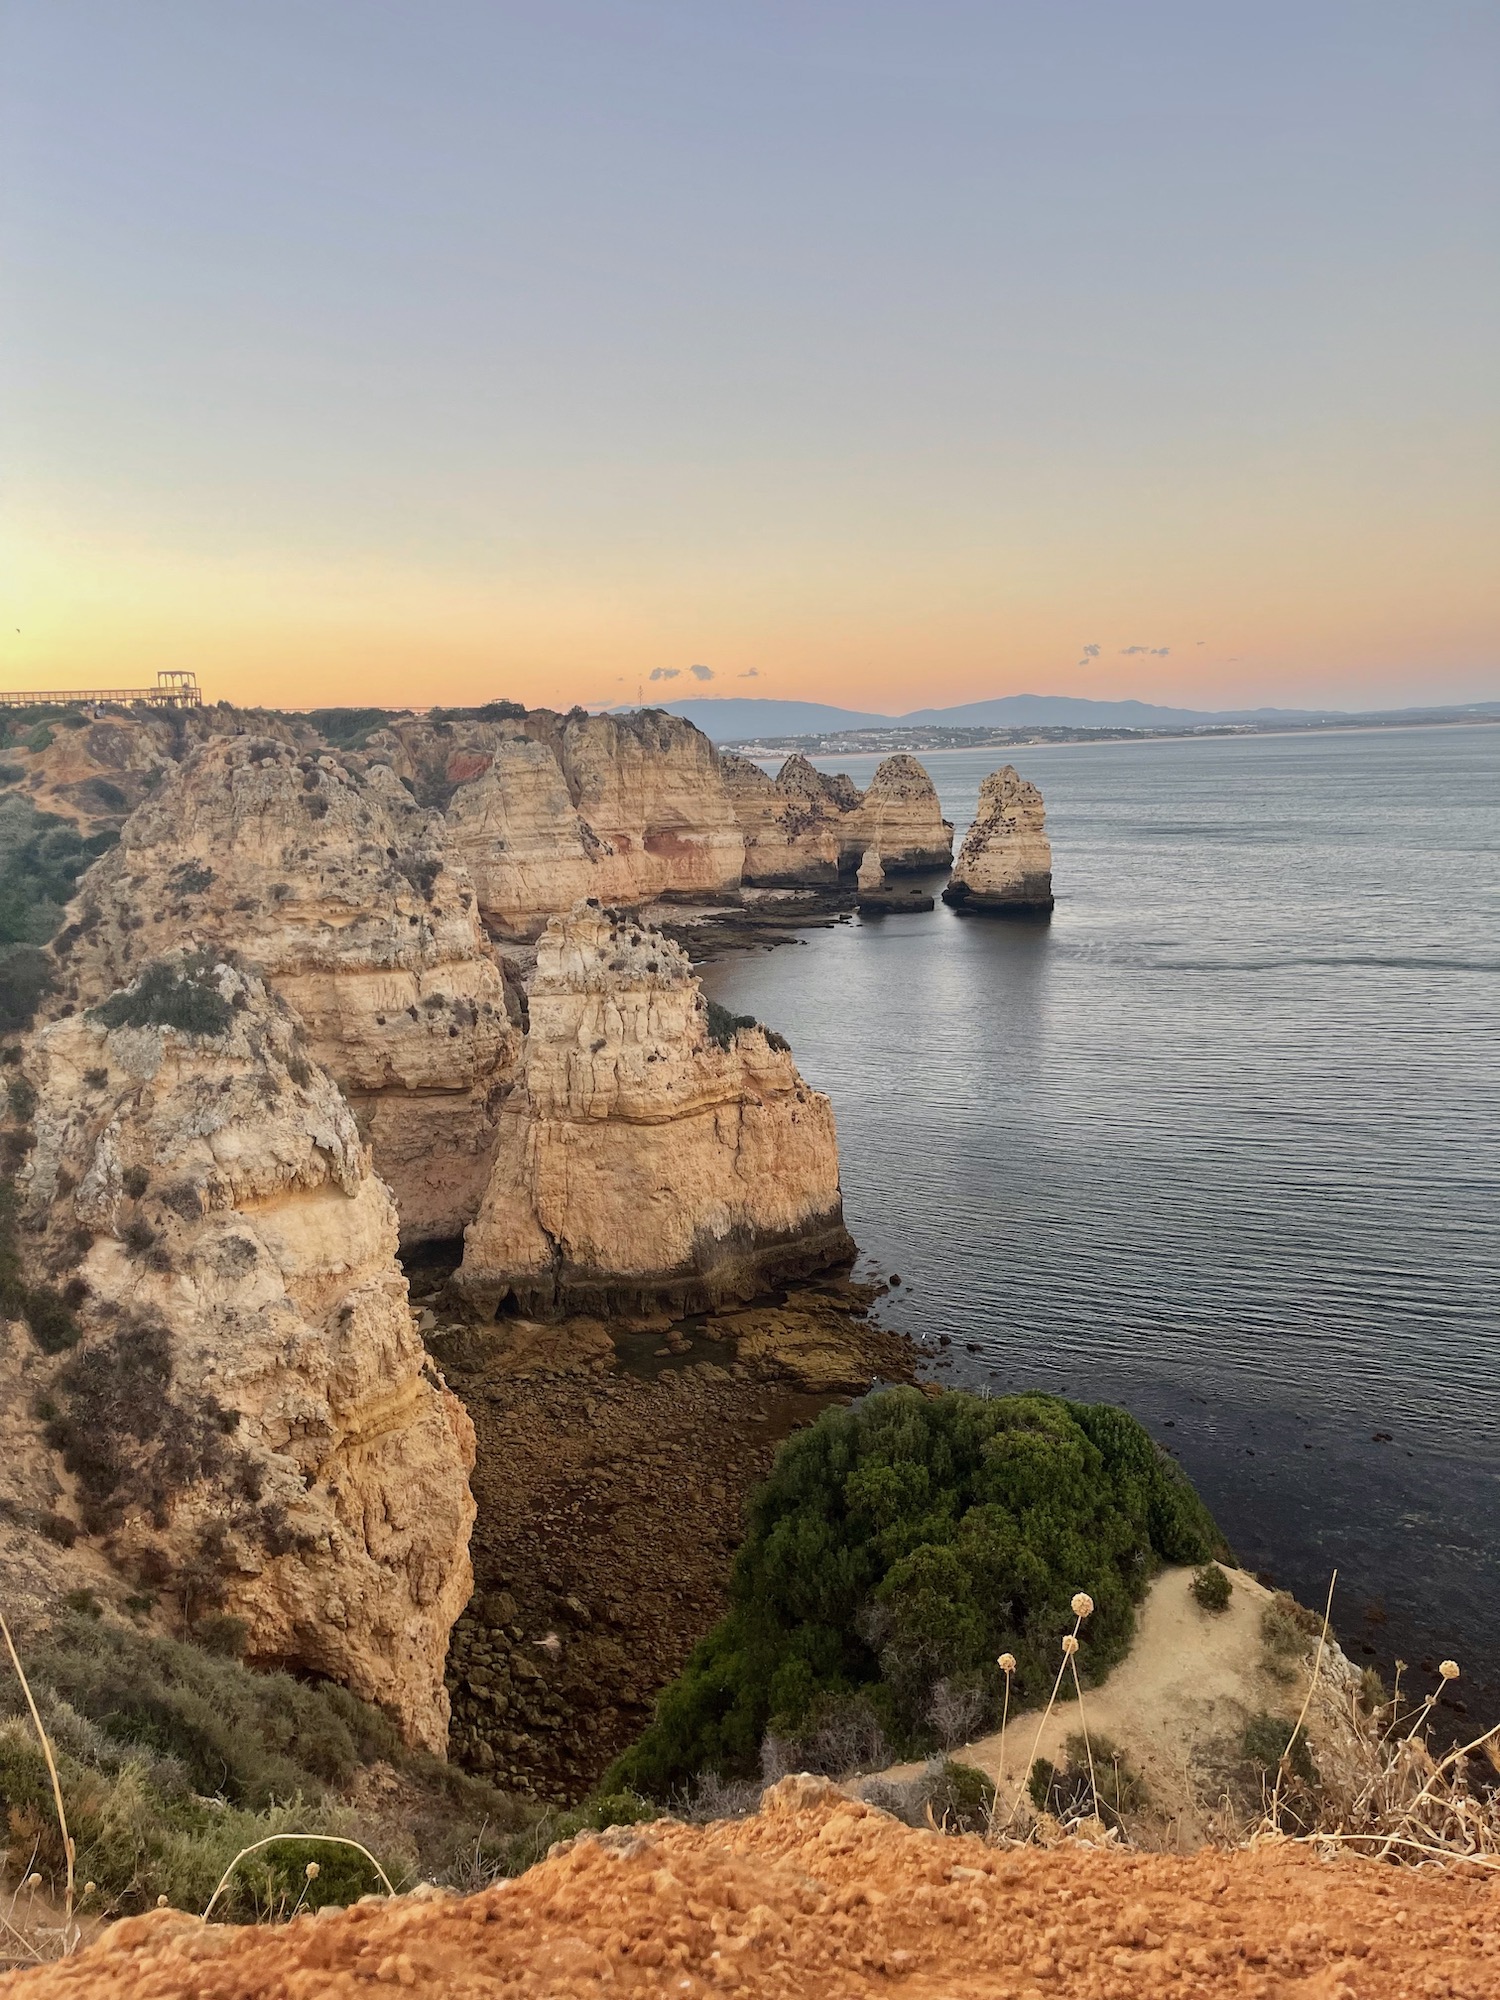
[373,708,743,937]
[854,754,953,869]
[13,957,475,1749]
[458,902,853,1315]
[722,754,856,886]
[49,737,521,1242]
[943,764,1054,913]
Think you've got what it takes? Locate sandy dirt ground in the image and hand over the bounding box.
[890,1565,1360,1841]
[3,1778,1495,1999]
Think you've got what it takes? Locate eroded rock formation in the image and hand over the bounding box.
[723,754,857,886]
[855,754,953,869]
[13,957,475,1748]
[724,752,951,884]
[458,902,853,1315]
[378,708,744,936]
[49,737,521,1242]
[943,765,1054,913]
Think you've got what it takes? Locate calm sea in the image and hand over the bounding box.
[700,726,1500,1715]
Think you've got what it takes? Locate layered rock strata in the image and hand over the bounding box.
[722,754,857,886]
[943,764,1054,913]
[724,751,952,884]
[855,753,953,869]
[14,957,475,1748]
[458,902,854,1316]
[378,708,745,937]
[49,737,521,1241]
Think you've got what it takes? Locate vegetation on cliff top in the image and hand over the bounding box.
[0,1612,551,1918]
[608,1387,1222,1798]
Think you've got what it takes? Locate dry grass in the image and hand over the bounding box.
[1251,1577,1500,1867]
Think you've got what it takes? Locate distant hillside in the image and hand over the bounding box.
[616,693,1500,742]
[624,698,897,738]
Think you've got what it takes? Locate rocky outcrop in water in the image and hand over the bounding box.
[48,737,521,1243]
[721,754,856,886]
[943,765,1054,913]
[12,957,475,1748]
[724,752,951,884]
[458,902,853,1316]
[855,754,953,869]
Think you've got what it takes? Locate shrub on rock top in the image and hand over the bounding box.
[607,1387,1222,1797]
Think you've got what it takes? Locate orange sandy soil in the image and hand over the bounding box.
[4,1781,1496,2000]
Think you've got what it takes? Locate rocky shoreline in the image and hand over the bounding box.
[416,1268,918,1801]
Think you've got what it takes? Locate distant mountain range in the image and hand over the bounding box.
[613,694,1500,741]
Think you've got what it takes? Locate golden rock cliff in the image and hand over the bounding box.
[49,736,521,1243]
[943,764,1054,912]
[854,754,954,869]
[458,902,854,1316]
[378,707,745,937]
[722,753,859,886]
[13,958,474,1749]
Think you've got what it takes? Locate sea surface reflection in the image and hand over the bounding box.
[700,726,1500,1712]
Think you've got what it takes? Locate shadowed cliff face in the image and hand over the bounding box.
[944,765,1054,912]
[46,737,522,1243]
[458,902,854,1317]
[13,959,475,1749]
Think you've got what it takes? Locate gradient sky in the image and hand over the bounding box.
[3,2,1497,714]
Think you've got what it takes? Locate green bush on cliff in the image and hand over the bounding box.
[606,1388,1221,1798]
[0,1613,545,1916]
[92,952,235,1038]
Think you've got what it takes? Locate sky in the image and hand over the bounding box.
[2,2,1497,716]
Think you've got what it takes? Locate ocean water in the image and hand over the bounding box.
[699,726,1500,1715]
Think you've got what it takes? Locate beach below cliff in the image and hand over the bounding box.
[411,1260,919,1802]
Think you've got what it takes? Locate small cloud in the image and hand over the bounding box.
[689,663,715,682]
[1196,640,1206,647]
[1120,644,1172,657]
[1081,644,1100,658]
[739,668,759,679]
[648,667,681,682]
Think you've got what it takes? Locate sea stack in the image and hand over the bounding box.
[855,755,954,869]
[943,765,1054,914]
[458,902,854,1316]
[15,957,476,1750]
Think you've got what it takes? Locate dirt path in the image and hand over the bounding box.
[890,1566,1363,1842]
[6,1781,1495,1998]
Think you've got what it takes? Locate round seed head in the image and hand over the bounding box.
[305,1861,321,1880]
[997,1652,1017,1674]
[157,1894,169,1908]
[24,1873,41,1890]
[1071,1592,1094,1619]
[1440,1659,1460,1681]
[1062,1633,1080,1656]
[83,1882,96,1898]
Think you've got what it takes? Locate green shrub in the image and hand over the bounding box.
[0,795,116,950]
[1241,1711,1319,1790]
[93,954,234,1038]
[306,708,395,751]
[705,999,758,1049]
[0,1611,549,1916]
[606,1388,1221,1797]
[927,1758,994,1834]
[0,945,55,1031]
[1191,1561,1232,1613]
[1028,1731,1149,1823]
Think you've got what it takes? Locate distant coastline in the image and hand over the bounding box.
[723,712,1500,760]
